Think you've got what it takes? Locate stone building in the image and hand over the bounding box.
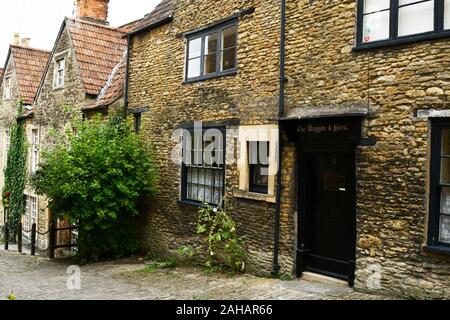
[0,0,132,251]
[30,0,132,251]
[127,0,450,298]
[0,40,50,249]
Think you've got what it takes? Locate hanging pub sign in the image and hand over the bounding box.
[294,117,362,145]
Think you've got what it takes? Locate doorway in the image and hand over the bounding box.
[297,147,357,286]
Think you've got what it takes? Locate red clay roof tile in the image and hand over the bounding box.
[66,17,127,96]
[11,45,50,105]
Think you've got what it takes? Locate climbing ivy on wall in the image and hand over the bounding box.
[2,101,28,240]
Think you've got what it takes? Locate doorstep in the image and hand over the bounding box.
[301,271,348,287]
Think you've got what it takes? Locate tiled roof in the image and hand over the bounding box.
[11,45,50,105]
[118,18,144,33]
[131,0,176,33]
[84,52,126,110]
[66,17,127,96]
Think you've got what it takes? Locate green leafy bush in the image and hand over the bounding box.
[31,115,158,261]
[197,201,245,273]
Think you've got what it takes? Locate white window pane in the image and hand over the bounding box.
[187,57,201,78]
[188,38,201,59]
[439,215,450,244]
[445,0,450,30]
[364,0,390,13]
[398,1,434,37]
[363,11,390,42]
[441,188,450,214]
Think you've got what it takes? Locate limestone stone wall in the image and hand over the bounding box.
[128,0,287,274]
[129,0,450,298]
[284,0,450,298]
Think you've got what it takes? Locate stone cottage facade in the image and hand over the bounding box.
[0,0,132,251]
[127,0,450,298]
[0,42,50,249]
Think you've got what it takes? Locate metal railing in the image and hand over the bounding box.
[2,221,78,258]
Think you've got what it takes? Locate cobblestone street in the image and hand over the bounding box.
[0,251,395,300]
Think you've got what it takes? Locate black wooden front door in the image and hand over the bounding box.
[298,149,356,285]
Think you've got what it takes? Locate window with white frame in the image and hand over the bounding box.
[31,129,39,174]
[3,76,12,100]
[54,57,65,88]
[357,0,450,46]
[23,195,37,240]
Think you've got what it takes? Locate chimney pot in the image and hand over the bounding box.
[21,38,31,47]
[76,0,110,24]
[13,33,20,45]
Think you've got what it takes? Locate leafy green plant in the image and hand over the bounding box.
[140,257,179,273]
[31,114,158,261]
[197,200,245,273]
[2,102,28,241]
[177,245,195,258]
[7,292,16,300]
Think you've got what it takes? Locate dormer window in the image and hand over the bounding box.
[54,57,65,89]
[356,0,450,49]
[185,22,238,82]
[3,76,11,100]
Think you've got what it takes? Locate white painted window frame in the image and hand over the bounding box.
[3,76,12,100]
[53,56,66,89]
[30,128,39,174]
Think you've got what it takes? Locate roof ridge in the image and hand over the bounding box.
[11,45,51,53]
[66,16,126,33]
[118,17,144,29]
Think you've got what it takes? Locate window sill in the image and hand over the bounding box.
[182,70,237,85]
[53,85,65,91]
[233,189,276,203]
[423,245,450,256]
[177,200,205,208]
[353,31,450,52]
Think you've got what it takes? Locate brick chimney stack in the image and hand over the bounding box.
[76,0,110,24]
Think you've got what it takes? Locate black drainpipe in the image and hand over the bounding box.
[272,0,286,276]
[124,34,131,119]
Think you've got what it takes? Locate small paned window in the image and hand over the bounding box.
[31,129,39,174]
[134,113,142,134]
[181,128,225,205]
[357,0,449,47]
[429,120,450,248]
[185,23,237,81]
[54,58,65,88]
[3,76,12,100]
[248,141,269,194]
